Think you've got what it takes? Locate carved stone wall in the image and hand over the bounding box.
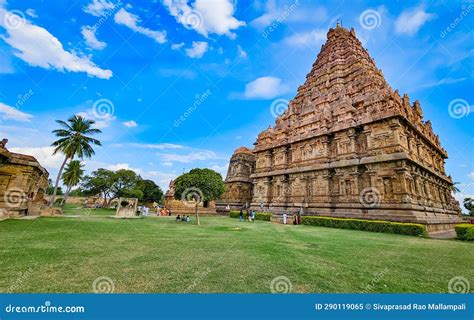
[0,139,49,218]
[219,147,256,210]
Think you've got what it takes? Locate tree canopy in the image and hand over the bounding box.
[81,168,163,204]
[464,198,474,217]
[173,168,225,225]
[173,168,225,203]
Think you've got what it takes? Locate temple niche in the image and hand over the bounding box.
[0,139,49,218]
[218,25,462,232]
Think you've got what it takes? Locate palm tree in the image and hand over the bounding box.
[450,182,461,194]
[61,160,85,206]
[50,115,101,206]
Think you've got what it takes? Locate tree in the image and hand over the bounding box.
[464,198,474,217]
[81,169,144,205]
[141,179,163,203]
[173,168,225,225]
[69,188,86,197]
[61,160,84,206]
[110,169,144,200]
[50,115,101,207]
[450,182,461,194]
[46,179,63,195]
[82,168,115,205]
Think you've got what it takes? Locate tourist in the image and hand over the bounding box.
[251,210,256,221]
[239,209,243,222]
[181,215,186,222]
[144,206,149,217]
[283,212,287,224]
[246,209,250,222]
[186,215,190,222]
[168,209,172,216]
[176,215,181,222]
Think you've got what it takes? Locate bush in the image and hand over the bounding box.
[301,216,427,236]
[455,224,474,241]
[229,211,272,221]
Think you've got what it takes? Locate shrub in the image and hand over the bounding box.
[229,211,272,221]
[455,224,474,241]
[301,216,427,236]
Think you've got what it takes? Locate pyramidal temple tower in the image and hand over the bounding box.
[219,25,462,231]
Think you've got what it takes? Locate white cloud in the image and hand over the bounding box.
[9,146,63,170]
[106,162,141,173]
[243,76,289,99]
[283,29,326,47]
[163,0,245,38]
[185,41,208,58]
[122,120,137,128]
[83,0,116,17]
[0,102,33,122]
[469,172,474,180]
[171,42,185,50]
[129,143,184,150]
[76,108,116,129]
[395,6,434,36]
[0,8,112,79]
[81,26,107,50]
[25,8,37,18]
[158,150,216,163]
[114,8,166,44]
[161,161,173,167]
[237,45,247,58]
[145,170,177,190]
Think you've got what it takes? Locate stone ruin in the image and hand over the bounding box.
[0,139,50,218]
[163,179,217,214]
[115,197,138,218]
[218,25,462,232]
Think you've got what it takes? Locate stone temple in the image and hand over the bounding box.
[218,25,462,232]
[0,139,49,218]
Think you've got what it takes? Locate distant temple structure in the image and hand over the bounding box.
[218,26,462,231]
[164,179,217,215]
[0,139,49,218]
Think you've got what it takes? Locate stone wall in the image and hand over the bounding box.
[0,139,49,218]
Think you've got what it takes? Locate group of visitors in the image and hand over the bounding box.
[138,205,150,216]
[239,209,256,222]
[282,211,301,225]
[176,215,191,222]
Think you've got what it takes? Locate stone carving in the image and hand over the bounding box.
[218,25,462,231]
[0,139,49,218]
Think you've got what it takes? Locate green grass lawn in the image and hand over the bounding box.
[62,203,116,216]
[0,211,472,293]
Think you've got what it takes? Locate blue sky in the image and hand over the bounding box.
[0,0,472,206]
